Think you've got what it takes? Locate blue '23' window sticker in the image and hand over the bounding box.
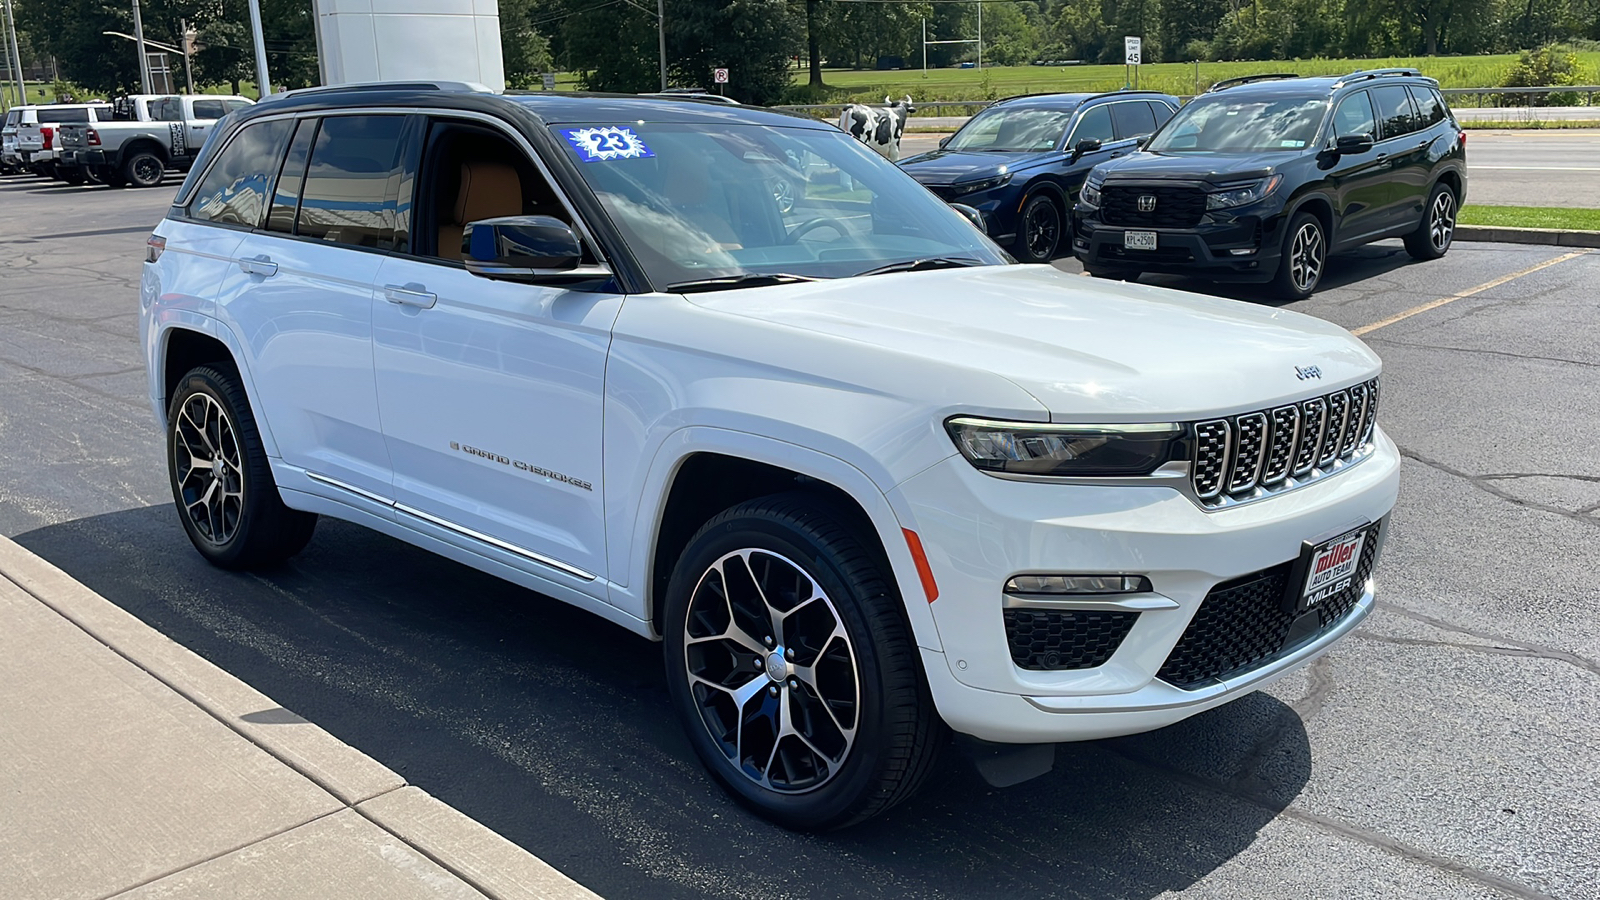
[563,127,654,162]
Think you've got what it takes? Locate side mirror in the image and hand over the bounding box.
[1070,137,1102,160]
[1133,134,1151,148]
[938,136,950,149]
[462,215,612,284]
[1335,133,1374,155]
[949,203,986,232]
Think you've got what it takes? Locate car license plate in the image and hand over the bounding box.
[1124,230,1157,251]
[1293,524,1373,612]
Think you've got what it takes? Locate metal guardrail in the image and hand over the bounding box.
[778,84,1600,115]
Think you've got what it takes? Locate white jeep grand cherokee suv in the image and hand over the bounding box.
[140,85,1398,830]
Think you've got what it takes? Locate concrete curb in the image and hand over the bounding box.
[0,533,599,900]
[1454,224,1600,248]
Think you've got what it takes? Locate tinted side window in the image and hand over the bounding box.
[190,119,294,228]
[1111,101,1158,140]
[1148,101,1175,129]
[1333,91,1377,139]
[151,98,183,122]
[1372,86,1418,139]
[225,100,253,114]
[191,99,227,120]
[1410,87,1446,127]
[1070,105,1115,146]
[296,115,407,249]
[266,119,316,235]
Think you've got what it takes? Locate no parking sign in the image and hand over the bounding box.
[713,68,729,84]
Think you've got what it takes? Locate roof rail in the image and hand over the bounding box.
[263,81,494,100]
[1207,73,1301,92]
[1331,68,1425,87]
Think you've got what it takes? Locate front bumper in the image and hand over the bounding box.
[1072,201,1285,282]
[892,428,1400,743]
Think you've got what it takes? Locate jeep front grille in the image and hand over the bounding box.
[1191,378,1380,507]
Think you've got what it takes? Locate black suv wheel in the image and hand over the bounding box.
[663,492,943,830]
[1404,183,1456,261]
[1271,212,1327,300]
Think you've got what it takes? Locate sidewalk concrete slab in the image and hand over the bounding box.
[0,533,600,900]
[0,576,343,900]
[113,810,485,900]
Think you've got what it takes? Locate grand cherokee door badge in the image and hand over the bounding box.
[449,442,593,491]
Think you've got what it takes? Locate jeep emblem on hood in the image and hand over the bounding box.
[1295,365,1323,381]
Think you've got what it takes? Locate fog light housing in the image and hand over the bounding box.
[1228,248,1255,256]
[1004,574,1151,595]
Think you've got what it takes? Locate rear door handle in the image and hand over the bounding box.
[384,283,437,309]
[238,255,277,277]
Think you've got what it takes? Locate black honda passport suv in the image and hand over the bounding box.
[1072,69,1467,299]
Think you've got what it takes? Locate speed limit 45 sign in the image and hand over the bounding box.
[1124,37,1142,66]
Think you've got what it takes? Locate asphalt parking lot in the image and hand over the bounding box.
[2,176,1596,900]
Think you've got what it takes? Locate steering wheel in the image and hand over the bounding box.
[783,216,851,244]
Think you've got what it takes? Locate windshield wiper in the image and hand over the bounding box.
[667,273,823,294]
[856,257,986,278]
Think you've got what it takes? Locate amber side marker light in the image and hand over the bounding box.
[902,529,939,603]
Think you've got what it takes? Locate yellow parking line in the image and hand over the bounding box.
[1352,250,1590,336]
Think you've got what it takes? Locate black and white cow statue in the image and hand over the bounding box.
[838,95,915,162]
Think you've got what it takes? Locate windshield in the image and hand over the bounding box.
[1147,97,1328,153]
[946,107,1075,152]
[554,121,1007,288]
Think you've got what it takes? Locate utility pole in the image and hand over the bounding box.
[977,1,982,71]
[656,0,667,91]
[180,19,195,94]
[5,0,28,104]
[132,0,153,93]
[246,0,271,98]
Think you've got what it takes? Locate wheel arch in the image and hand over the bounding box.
[635,430,944,655]
[156,318,279,457]
[1289,194,1335,242]
[117,136,170,168]
[1433,167,1463,201]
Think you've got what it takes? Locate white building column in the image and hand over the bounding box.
[314,0,505,92]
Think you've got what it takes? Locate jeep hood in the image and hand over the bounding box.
[900,149,1057,185]
[1094,150,1287,184]
[684,265,1379,422]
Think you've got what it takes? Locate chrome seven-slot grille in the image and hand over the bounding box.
[1192,378,1380,505]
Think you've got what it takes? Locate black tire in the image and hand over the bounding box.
[1404,182,1457,261]
[1269,211,1327,301]
[1012,193,1064,263]
[166,365,316,569]
[663,492,944,831]
[122,150,165,188]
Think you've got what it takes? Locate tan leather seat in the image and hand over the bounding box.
[439,160,523,260]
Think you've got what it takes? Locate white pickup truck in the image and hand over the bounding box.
[11,103,115,182]
[57,94,252,188]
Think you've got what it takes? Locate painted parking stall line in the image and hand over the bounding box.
[1352,250,1590,336]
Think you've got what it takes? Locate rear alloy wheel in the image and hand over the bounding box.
[168,366,317,569]
[1404,184,1456,261]
[1271,212,1326,300]
[123,151,165,188]
[1013,193,1063,263]
[664,493,943,830]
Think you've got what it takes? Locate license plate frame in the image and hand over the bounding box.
[1283,521,1378,614]
[1123,230,1158,251]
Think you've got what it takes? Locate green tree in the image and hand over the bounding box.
[499,0,556,89]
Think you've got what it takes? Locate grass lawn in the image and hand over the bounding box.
[796,53,1600,104]
[1459,204,1600,231]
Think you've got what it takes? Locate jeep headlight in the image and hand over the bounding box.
[946,417,1185,477]
[950,171,1012,196]
[1206,174,1283,210]
[1079,179,1102,209]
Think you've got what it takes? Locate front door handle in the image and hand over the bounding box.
[238,255,277,277]
[384,283,437,309]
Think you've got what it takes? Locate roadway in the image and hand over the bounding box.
[2,175,1597,900]
[899,128,1600,208]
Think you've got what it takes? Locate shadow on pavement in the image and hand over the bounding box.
[18,504,1313,899]
[1137,241,1421,302]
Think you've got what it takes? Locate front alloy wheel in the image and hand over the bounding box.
[1271,212,1327,300]
[1014,194,1063,263]
[684,549,859,793]
[664,493,943,830]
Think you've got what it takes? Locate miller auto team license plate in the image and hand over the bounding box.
[1124,230,1158,251]
[1288,522,1377,613]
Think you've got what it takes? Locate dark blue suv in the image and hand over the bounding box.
[1073,69,1467,299]
[899,92,1180,261]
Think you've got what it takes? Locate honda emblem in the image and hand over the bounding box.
[1137,194,1157,212]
